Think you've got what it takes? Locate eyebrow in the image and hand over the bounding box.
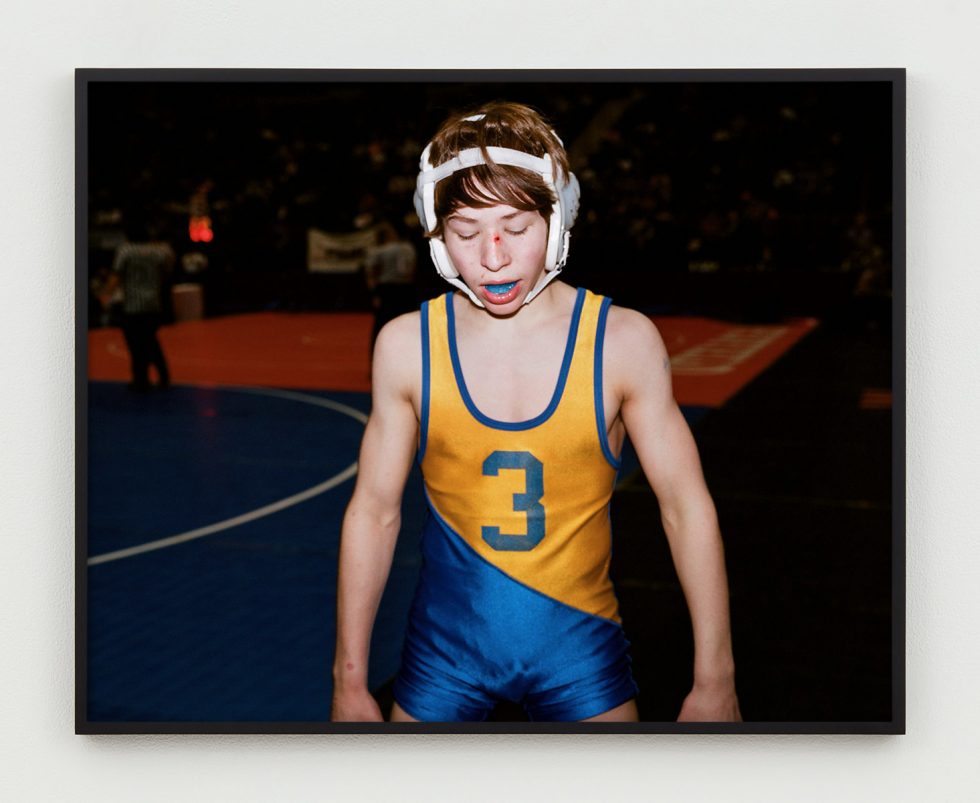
[448,210,528,224]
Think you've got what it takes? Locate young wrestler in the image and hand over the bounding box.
[332,102,740,722]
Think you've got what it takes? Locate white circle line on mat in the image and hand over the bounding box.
[87,384,368,566]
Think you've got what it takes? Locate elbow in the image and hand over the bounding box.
[344,499,401,535]
[659,492,720,540]
[659,504,693,539]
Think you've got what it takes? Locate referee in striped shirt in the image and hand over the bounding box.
[112,219,174,392]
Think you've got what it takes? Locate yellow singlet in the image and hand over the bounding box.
[393,287,637,721]
[419,286,623,622]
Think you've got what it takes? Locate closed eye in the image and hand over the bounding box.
[451,226,527,241]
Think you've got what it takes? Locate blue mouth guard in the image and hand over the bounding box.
[485,281,517,295]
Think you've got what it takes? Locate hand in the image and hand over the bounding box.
[677,681,742,723]
[331,685,384,722]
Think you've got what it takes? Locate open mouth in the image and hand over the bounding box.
[480,280,521,304]
[484,281,518,296]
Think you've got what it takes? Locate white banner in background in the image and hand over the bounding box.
[307,227,378,273]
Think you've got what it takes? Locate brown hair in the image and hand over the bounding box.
[424,101,571,239]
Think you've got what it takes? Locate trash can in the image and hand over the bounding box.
[172,282,204,321]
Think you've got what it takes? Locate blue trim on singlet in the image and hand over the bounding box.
[594,296,622,469]
[445,287,587,431]
[418,300,431,463]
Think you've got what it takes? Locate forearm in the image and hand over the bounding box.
[333,501,401,691]
[661,493,735,686]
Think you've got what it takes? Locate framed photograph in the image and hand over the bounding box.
[76,68,904,734]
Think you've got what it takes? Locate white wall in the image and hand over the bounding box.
[2,1,977,800]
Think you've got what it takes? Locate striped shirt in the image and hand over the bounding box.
[112,242,174,314]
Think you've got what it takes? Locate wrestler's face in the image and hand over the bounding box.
[443,202,549,313]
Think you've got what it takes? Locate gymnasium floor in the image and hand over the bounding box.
[83,301,891,724]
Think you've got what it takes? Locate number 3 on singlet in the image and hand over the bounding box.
[481,450,545,551]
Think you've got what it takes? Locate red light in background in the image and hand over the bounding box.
[189,216,213,243]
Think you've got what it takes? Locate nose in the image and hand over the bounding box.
[480,231,510,271]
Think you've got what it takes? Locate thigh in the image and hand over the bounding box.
[393,647,497,723]
[582,698,639,722]
[523,652,638,722]
[390,702,419,722]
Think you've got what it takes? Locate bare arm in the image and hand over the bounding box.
[331,314,420,721]
[609,308,741,722]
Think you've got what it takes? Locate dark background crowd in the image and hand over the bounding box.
[86,78,893,327]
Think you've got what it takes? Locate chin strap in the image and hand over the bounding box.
[441,233,570,309]
[428,239,486,307]
[522,231,571,305]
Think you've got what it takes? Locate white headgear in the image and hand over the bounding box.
[413,114,580,307]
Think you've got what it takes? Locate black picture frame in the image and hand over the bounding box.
[76,67,905,735]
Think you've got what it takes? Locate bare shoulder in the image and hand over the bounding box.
[373,310,422,400]
[603,304,670,379]
[375,309,421,353]
[602,305,677,426]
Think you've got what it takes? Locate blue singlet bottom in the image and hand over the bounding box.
[392,511,638,722]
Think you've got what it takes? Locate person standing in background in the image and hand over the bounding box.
[112,219,175,392]
[364,220,418,351]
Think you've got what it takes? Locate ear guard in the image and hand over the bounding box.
[413,120,580,307]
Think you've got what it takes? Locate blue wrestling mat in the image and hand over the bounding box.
[85,382,423,722]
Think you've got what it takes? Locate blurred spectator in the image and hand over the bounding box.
[364,220,418,349]
[112,218,175,391]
